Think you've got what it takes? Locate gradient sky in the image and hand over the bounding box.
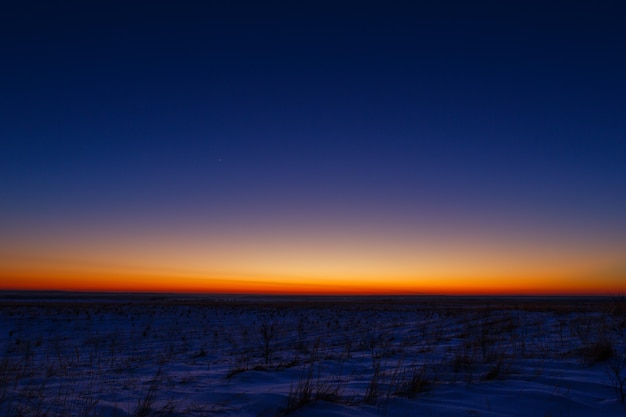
[1,1,625,294]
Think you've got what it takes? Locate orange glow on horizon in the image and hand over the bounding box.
[2,225,624,296]
[1,263,623,296]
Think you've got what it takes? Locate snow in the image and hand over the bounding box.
[0,295,624,416]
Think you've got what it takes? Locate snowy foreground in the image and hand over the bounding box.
[1,294,626,416]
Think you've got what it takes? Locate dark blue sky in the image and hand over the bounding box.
[1,1,625,292]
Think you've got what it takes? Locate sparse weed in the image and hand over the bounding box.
[0,296,622,416]
[394,364,433,398]
[607,351,626,403]
[580,338,615,365]
[282,361,343,415]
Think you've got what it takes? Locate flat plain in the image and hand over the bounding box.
[1,293,625,416]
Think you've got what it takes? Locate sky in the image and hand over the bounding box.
[1,1,625,295]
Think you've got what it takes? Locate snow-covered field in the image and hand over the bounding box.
[1,294,625,416]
